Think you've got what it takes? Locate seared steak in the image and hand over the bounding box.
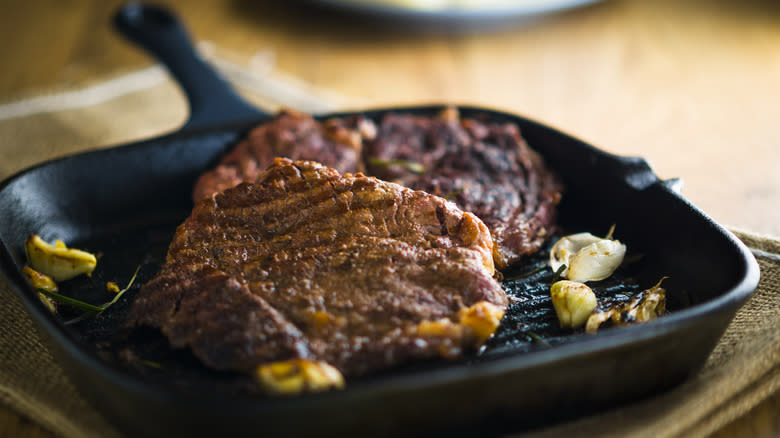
[364,108,563,268]
[192,110,376,201]
[128,159,507,377]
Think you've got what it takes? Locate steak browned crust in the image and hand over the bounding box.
[364,108,563,268]
[128,159,506,377]
[192,110,376,201]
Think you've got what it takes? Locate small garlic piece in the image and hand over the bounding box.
[25,235,97,282]
[22,266,59,314]
[255,359,345,395]
[22,266,58,293]
[458,301,505,344]
[585,277,667,333]
[550,231,626,282]
[550,280,598,329]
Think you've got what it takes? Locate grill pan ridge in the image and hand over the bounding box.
[0,3,759,437]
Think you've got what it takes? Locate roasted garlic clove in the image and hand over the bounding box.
[35,293,57,313]
[567,239,627,282]
[25,235,97,282]
[585,278,667,333]
[415,301,505,345]
[255,359,345,395]
[550,233,601,273]
[550,231,626,282]
[550,280,598,329]
[457,301,505,343]
[22,266,58,292]
[584,311,612,334]
[23,266,59,313]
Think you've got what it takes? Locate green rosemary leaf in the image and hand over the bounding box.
[368,157,425,174]
[551,264,566,283]
[138,360,163,369]
[443,186,467,200]
[64,312,93,325]
[37,289,103,313]
[39,265,141,320]
[527,331,551,347]
[98,266,141,311]
[503,265,547,282]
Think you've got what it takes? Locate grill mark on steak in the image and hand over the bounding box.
[128,159,506,377]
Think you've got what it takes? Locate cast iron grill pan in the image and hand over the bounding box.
[0,3,759,437]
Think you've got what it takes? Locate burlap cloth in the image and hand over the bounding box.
[0,67,778,438]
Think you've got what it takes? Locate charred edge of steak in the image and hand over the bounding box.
[128,158,507,377]
[363,107,564,268]
[126,263,310,373]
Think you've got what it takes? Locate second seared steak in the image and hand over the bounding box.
[365,108,563,268]
[128,159,507,381]
[192,110,376,201]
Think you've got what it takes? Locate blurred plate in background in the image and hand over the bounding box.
[307,0,606,30]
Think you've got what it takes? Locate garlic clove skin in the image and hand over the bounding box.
[567,239,627,282]
[550,280,598,329]
[585,277,667,333]
[550,231,627,283]
[549,232,603,274]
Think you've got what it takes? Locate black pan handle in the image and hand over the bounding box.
[114,2,268,131]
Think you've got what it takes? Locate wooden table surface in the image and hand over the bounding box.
[1,0,778,436]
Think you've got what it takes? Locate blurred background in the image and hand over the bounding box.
[0,0,779,436]
[2,0,779,237]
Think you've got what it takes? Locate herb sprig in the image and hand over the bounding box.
[368,157,425,174]
[37,266,141,322]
